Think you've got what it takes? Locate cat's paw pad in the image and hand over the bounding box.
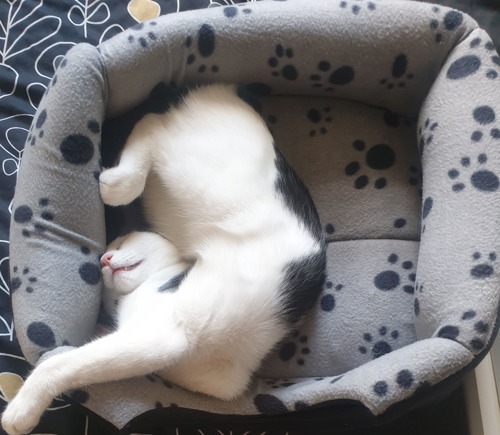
[99,167,145,206]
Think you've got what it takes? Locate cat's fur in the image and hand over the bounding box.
[3,84,325,435]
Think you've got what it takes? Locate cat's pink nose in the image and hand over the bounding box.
[100,253,113,268]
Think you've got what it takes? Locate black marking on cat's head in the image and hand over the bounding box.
[273,145,323,242]
[158,268,191,293]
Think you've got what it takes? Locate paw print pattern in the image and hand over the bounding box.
[429,7,463,44]
[344,140,396,189]
[254,394,311,414]
[60,118,101,165]
[13,198,54,238]
[127,21,158,48]
[320,280,343,312]
[418,118,438,157]
[27,108,48,146]
[383,110,414,128]
[408,165,422,192]
[268,44,298,81]
[380,54,414,90]
[265,378,296,389]
[470,251,496,279]
[324,222,335,243]
[339,0,377,15]
[78,245,101,286]
[393,217,407,229]
[448,154,500,193]
[358,326,399,359]
[70,389,90,405]
[470,105,500,142]
[438,310,490,351]
[373,369,419,398]
[185,24,219,74]
[309,61,355,91]
[222,5,252,18]
[306,107,332,136]
[374,254,416,294]
[10,266,37,294]
[278,331,311,366]
[414,282,424,316]
[421,196,433,233]
[26,321,57,349]
[447,37,498,81]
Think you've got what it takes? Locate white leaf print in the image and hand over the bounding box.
[68,0,111,38]
[0,240,10,297]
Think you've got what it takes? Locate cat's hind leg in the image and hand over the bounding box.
[2,326,188,435]
[100,113,160,206]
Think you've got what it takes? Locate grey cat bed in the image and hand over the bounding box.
[9,0,500,431]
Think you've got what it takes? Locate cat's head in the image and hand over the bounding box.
[101,231,182,297]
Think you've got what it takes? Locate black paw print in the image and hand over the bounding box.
[373,369,418,398]
[27,108,49,147]
[185,24,219,74]
[265,378,296,389]
[222,5,252,18]
[268,44,298,80]
[339,0,377,15]
[358,326,399,359]
[307,107,332,137]
[470,105,500,142]
[374,254,416,294]
[446,37,497,81]
[470,251,496,279]
[320,280,343,312]
[418,118,438,157]
[309,61,355,91]
[324,223,335,243]
[393,217,407,230]
[408,165,422,193]
[78,245,101,286]
[414,282,424,316]
[383,110,414,128]
[438,310,490,351]
[380,54,414,90]
[127,21,158,48]
[421,196,433,233]
[254,394,310,414]
[429,7,463,44]
[344,140,396,189]
[448,154,500,193]
[10,266,37,294]
[13,198,54,238]
[279,331,310,366]
[58,117,100,166]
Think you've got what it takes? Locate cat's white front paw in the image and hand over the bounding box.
[2,371,53,435]
[2,395,41,435]
[99,166,145,206]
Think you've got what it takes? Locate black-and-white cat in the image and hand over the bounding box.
[3,84,325,435]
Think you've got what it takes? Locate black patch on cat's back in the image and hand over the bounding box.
[147,82,190,114]
[273,146,326,324]
[273,146,323,241]
[281,249,326,325]
[158,269,190,293]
